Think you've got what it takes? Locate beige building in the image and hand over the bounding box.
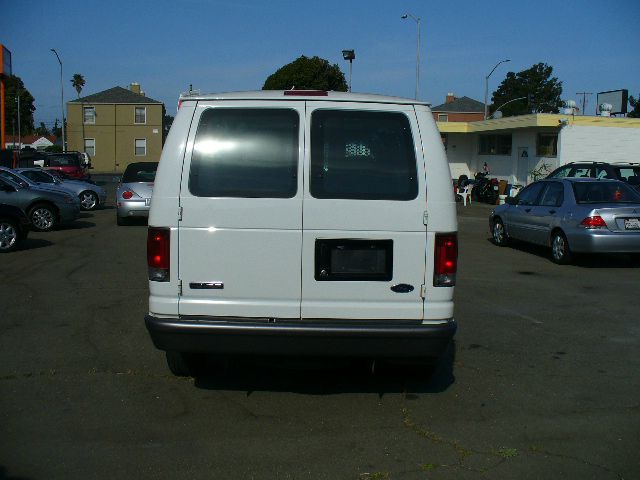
[67,83,164,173]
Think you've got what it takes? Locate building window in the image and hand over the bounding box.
[84,138,95,156]
[537,133,558,157]
[438,114,449,122]
[83,107,95,124]
[479,134,512,155]
[135,138,146,156]
[135,107,146,124]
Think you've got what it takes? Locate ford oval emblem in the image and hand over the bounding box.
[391,284,414,293]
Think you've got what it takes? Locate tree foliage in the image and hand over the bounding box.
[263,56,348,91]
[628,95,640,118]
[71,73,86,98]
[490,63,563,117]
[3,75,36,133]
[35,122,51,136]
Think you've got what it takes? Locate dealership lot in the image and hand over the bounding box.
[1,183,639,480]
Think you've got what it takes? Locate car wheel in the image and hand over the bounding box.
[165,351,203,377]
[551,231,572,265]
[0,218,20,253]
[29,203,57,232]
[492,218,509,246]
[79,191,99,210]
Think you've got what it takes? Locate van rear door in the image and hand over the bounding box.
[177,101,304,319]
[301,102,427,320]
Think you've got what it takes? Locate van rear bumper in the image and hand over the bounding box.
[145,315,456,358]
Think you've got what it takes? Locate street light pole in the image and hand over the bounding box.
[342,50,355,92]
[50,48,65,152]
[484,59,510,120]
[401,13,421,100]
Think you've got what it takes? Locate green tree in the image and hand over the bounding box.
[71,73,85,98]
[489,63,563,117]
[3,75,36,133]
[263,55,348,91]
[628,95,640,118]
[35,122,50,136]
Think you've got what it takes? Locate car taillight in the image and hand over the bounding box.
[147,228,170,281]
[580,216,607,229]
[434,233,458,287]
[122,191,133,199]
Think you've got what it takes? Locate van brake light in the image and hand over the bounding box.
[434,233,457,287]
[147,228,170,281]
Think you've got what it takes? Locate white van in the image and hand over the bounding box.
[145,90,458,376]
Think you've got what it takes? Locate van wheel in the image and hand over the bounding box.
[29,203,57,231]
[492,218,509,246]
[165,351,203,377]
[551,231,572,265]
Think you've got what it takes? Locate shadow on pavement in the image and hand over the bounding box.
[0,465,33,480]
[15,238,53,251]
[56,221,96,231]
[194,341,456,396]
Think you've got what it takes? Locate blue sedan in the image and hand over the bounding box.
[490,178,640,264]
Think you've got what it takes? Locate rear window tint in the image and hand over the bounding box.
[122,162,158,182]
[310,110,418,200]
[47,154,81,167]
[572,182,640,204]
[189,108,299,198]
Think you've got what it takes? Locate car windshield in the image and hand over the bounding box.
[47,154,81,167]
[122,163,158,183]
[0,169,32,187]
[21,170,55,183]
[572,181,640,204]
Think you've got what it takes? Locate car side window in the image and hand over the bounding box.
[310,110,418,200]
[539,182,564,207]
[516,182,545,206]
[548,165,572,178]
[189,108,299,198]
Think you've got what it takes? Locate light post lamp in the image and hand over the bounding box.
[401,13,421,100]
[484,58,510,120]
[50,48,66,152]
[342,50,355,92]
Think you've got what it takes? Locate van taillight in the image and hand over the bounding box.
[147,228,170,282]
[434,233,457,287]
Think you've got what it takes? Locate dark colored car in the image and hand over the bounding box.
[0,203,30,253]
[490,178,640,264]
[547,162,640,189]
[0,177,81,232]
[40,152,91,180]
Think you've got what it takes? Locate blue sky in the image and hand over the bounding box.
[2,0,639,126]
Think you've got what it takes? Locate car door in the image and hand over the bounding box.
[177,101,304,319]
[529,181,564,245]
[301,102,427,321]
[506,182,545,241]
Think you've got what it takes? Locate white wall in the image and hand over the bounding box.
[559,126,640,164]
[444,133,474,179]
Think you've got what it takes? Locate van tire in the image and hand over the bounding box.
[165,351,203,377]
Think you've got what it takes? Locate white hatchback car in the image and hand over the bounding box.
[145,90,458,376]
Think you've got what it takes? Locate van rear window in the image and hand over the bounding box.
[189,108,299,198]
[310,110,418,200]
[47,154,80,167]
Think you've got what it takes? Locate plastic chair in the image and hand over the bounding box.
[458,185,472,206]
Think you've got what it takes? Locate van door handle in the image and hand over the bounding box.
[189,282,224,290]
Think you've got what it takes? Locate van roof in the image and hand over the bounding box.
[179,90,432,107]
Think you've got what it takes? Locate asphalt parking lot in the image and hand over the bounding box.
[1,181,639,480]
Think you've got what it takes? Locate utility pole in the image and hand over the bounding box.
[576,92,593,115]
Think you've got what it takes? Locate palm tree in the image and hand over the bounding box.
[71,74,86,153]
[71,73,85,98]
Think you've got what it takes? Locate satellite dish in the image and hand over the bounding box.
[493,110,503,119]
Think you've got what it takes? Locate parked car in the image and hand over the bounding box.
[145,90,458,376]
[15,168,106,210]
[490,178,640,264]
[36,152,91,181]
[116,162,159,225]
[547,162,640,190]
[0,203,30,253]
[0,176,80,232]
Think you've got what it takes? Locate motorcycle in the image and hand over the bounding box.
[471,172,499,204]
